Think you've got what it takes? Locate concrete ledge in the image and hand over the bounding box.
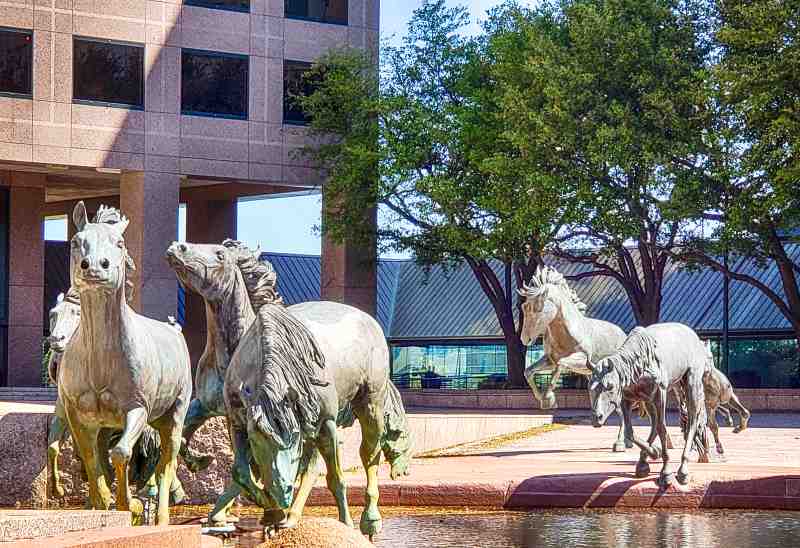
[9,525,206,547]
[0,511,130,543]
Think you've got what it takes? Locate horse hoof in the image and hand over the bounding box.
[359,516,382,538]
[676,471,690,485]
[612,442,627,453]
[635,461,650,478]
[130,498,145,525]
[658,473,676,488]
[625,441,634,449]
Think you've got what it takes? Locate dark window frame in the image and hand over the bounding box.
[184,0,250,13]
[285,0,349,26]
[0,26,34,99]
[180,48,250,120]
[283,59,314,125]
[72,36,145,110]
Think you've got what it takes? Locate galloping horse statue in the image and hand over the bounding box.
[519,266,634,452]
[589,324,710,486]
[217,245,411,541]
[46,289,186,504]
[58,202,191,525]
[165,239,261,525]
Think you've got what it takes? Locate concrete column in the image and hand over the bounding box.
[120,171,180,321]
[7,174,45,387]
[184,197,237,367]
[320,194,378,317]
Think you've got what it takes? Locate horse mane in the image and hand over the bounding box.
[524,265,587,313]
[64,286,81,306]
[87,205,136,299]
[223,240,283,310]
[603,327,661,387]
[249,303,328,449]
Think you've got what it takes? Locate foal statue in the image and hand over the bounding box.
[519,266,634,452]
[589,324,710,486]
[58,202,192,525]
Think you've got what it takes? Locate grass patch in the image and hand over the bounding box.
[416,423,568,458]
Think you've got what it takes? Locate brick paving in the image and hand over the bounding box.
[311,411,800,510]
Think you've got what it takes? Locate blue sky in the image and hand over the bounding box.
[45,1,520,257]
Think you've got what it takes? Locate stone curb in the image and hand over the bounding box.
[307,474,800,511]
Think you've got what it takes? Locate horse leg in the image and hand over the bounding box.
[677,370,707,485]
[47,413,69,498]
[154,418,182,526]
[543,363,562,410]
[207,483,242,526]
[180,398,215,472]
[317,419,354,529]
[282,444,321,529]
[728,393,751,433]
[612,408,630,452]
[621,400,657,478]
[652,389,673,487]
[354,397,386,540]
[708,404,723,454]
[110,408,147,518]
[65,408,112,509]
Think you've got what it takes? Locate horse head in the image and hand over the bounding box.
[165,240,242,302]
[70,201,133,296]
[519,265,586,345]
[588,358,623,428]
[48,291,80,353]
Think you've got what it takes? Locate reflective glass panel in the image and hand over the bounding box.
[283,60,314,124]
[73,38,144,107]
[182,49,249,119]
[184,0,249,12]
[285,0,348,25]
[0,28,32,96]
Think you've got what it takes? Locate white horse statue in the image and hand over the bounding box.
[589,324,711,486]
[58,202,192,525]
[519,266,633,451]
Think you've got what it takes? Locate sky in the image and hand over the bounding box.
[44,1,521,257]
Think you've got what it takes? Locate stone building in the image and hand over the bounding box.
[0,0,379,386]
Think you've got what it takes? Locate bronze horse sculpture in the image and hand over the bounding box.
[208,244,412,540]
[589,324,710,486]
[165,239,262,525]
[47,288,186,504]
[58,202,191,524]
[519,266,634,452]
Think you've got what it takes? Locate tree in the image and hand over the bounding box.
[491,0,713,326]
[675,0,800,338]
[298,0,580,387]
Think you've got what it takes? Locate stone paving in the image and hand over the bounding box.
[309,411,800,510]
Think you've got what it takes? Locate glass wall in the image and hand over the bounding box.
[283,60,314,124]
[184,0,250,12]
[391,342,564,390]
[285,0,348,25]
[709,338,799,388]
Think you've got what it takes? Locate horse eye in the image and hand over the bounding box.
[216,250,226,260]
[117,240,124,248]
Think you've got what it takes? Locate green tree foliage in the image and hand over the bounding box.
[491,0,713,326]
[676,0,800,336]
[299,0,580,387]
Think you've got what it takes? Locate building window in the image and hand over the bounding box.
[285,0,348,25]
[0,28,33,98]
[73,38,144,108]
[184,0,250,12]
[283,60,315,125]
[181,49,249,119]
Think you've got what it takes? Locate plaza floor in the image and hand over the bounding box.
[309,410,800,510]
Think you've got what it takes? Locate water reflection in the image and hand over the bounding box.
[374,510,800,548]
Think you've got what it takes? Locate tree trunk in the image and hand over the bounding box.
[505,335,527,388]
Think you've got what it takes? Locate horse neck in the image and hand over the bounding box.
[545,291,588,352]
[78,285,129,350]
[205,271,255,360]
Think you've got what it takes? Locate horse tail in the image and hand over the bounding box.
[381,381,413,480]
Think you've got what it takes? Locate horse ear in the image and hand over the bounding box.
[73,201,89,232]
[586,358,596,372]
[57,292,64,303]
[115,215,129,235]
